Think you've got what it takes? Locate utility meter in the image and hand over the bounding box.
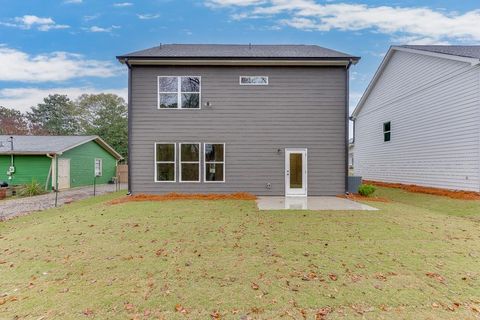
[8,166,15,174]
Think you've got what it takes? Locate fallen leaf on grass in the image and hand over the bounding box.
[426,272,445,283]
[211,310,221,319]
[124,302,135,311]
[329,274,338,281]
[175,304,188,314]
[0,296,17,306]
[374,273,387,281]
[83,308,94,316]
[315,307,332,320]
[251,282,260,290]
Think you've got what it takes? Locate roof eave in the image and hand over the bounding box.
[117,56,360,66]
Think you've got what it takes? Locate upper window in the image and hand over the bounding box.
[158,76,200,109]
[94,158,102,177]
[239,76,268,85]
[180,143,200,182]
[155,143,176,182]
[204,143,225,183]
[383,121,391,142]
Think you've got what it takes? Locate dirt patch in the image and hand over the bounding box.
[364,180,480,201]
[109,192,257,205]
[338,193,390,203]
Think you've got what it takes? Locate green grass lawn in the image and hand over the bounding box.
[1,188,479,319]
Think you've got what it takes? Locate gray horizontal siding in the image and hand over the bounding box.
[130,66,347,195]
[354,50,480,192]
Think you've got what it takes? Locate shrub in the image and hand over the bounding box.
[19,180,45,197]
[358,184,376,197]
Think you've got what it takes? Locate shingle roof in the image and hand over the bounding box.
[0,135,123,159]
[117,44,360,61]
[401,45,480,60]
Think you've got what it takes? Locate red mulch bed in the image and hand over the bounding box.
[109,192,257,205]
[364,180,480,201]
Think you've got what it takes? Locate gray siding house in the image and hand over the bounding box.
[352,45,480,192]
[117,44,359,196]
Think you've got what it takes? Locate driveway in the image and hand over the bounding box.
[0,184,127,221]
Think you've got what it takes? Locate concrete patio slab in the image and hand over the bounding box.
[256,196,378,211]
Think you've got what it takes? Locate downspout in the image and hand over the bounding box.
[345,59,353,193]
[125,58,132,195]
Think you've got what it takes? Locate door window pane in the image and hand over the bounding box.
[156,163,175,181]
[156,144,175,161]
[205,144,224,162]
[289,153,302,189]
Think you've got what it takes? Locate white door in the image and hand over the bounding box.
[58,158,70,190]
[285,148,307,196]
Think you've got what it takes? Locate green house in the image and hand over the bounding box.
[0,136,123,190]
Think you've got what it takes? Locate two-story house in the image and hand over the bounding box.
[117,44,359,196]
[352,45,480,192]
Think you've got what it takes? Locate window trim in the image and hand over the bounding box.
[203,143,226,183]
[154,142,176,183]
[94,158,103,177]
[179,142,201,183]
[383,121,391,142]
[157,76,201,110]
[239,76,269,86]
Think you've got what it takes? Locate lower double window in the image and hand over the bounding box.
[155,142,225,183]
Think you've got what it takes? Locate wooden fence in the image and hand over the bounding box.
[117,164,128,184]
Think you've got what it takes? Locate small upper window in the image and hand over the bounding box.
[158,76,200,109]
[240,76,268,85]
[383,121,391,142]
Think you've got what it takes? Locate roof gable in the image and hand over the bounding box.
[351,45,480,118]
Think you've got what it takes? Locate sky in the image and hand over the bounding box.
[0,0,479,118]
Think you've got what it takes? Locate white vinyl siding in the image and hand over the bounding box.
[354,50,480,192]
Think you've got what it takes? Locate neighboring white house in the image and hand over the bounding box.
[351,45,480,192]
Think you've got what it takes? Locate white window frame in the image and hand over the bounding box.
[154,143,176,183]
[179,142,201,183]
[203,143,226,183]
[239,76,269,86]
[94,158,103,177]
[157,76,201,109]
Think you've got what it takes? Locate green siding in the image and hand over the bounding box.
[60,140,117,188]
[0,155,52,189]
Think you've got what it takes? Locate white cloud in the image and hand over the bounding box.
[0,15,69,31]
[0,46,121,82]
[86,25,121,33]
[137,13,160,20]
[113,2,133,7]
[0,87,127,112]
[63,0,83,3]
[206,1,480,43]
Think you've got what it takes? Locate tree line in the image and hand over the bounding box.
[0,93,128,159]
